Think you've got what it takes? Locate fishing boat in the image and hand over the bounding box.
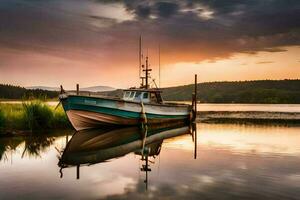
[59,38,197,131]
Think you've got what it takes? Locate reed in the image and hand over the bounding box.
[0,103,23,130]
[51,105,70,129]
[0,101,70,133]
[22,101,54,131]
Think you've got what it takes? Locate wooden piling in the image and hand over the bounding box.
[194,123,197,159]
[66,134,69,144]
[76,84,79,95]
[60,85,64,94]
[194,74,197,159]
[76,165,80,179]
[194,74,197,115]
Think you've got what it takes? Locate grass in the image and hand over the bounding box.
[0,109,5,132]
[0,101,70,133]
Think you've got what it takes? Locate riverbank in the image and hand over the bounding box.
[0,101,70,135]
[1,102,300,136]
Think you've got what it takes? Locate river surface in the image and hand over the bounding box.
[1,123,300,199]
[197,103,300,113]
[1,100,300,113]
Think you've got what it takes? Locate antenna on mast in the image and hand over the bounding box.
[139,36,146,88]
[139,35,142,79]
[144,55,152,89]
[158,44,161,88]
[139,36,152,89]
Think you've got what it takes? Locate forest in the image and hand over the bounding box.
[1,79,300,103]
[161,79,300,103]
[0,84,59,100]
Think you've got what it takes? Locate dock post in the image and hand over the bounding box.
[194,74,197,115]
[76,84,79,95]
[76,165,80,179]
[60,85,65,94]
[66,135,68,144]
[194,74,197,159]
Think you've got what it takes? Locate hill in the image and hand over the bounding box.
[26,86,59,91]
[161,79,300,103]
[26,85,115,92]
[1,80,300,103]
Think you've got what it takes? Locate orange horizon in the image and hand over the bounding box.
[0,1,299,89]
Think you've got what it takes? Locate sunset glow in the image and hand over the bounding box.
[0,0,299,88]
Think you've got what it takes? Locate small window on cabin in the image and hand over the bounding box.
[143,92,149,99]
[135,91,142,98]
[130,92,135,98]
[124,92,130,98]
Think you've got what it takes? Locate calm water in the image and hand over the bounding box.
[2,101,300,113]
[197,103,300,113]
[1,123,300,199]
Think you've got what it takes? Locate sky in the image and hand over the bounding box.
[0,0,299,89]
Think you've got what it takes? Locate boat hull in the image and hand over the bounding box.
[61,95,191,131]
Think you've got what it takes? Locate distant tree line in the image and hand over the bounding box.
[0,84,59,100]
[1,80,300,103]
[161,79,300,103]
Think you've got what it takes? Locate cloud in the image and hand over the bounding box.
[256,61,274,64]
[155,2,179,18]
[0,0,299,67]
[135,4,151,18]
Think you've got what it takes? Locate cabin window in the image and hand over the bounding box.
[124,92,130,98]
[130,92,135,98]
[135,91,142,98]
[143,92,149,99]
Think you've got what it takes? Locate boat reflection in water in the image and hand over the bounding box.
[58,123,195,189]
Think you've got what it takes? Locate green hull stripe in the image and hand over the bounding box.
[62,97,188,120]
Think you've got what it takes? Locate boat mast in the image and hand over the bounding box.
[144,55,152,89]
[158,44,161,88]
[139,36,146,88]
[139,36,152,89]
[139,36,142,83]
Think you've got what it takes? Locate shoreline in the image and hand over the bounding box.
[2,111,300,137]
[2,101,300,137]
[198,111,300,124]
